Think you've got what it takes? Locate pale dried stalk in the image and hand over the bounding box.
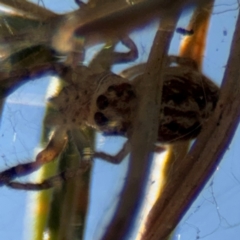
[143,8,240,240]
[58,0,210,51]
[142,1,214,239]
[0,62,65,97]
[0,0,57,20]
[0,0,210,54]
[100,9,181,240]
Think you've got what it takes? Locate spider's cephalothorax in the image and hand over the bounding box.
[88,74,138,136]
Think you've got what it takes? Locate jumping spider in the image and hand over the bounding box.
[0,38,219,190]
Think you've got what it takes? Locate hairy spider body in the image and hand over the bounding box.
[51,60,219,143]
[0,43,219,190]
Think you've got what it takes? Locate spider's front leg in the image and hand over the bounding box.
[71,126,130,165]
[120,55,200,80]
[167,55,199,70]
[88,36,138,72]
[94,141,131,164]
[0,127,68,189]
[112,36,139,64]
[94,140,165,164]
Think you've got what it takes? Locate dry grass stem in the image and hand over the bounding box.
[1,0,211,54]
[142,1,214,239]
[0,0,57,20]
[100,9,181,240]
[143,6,240,240]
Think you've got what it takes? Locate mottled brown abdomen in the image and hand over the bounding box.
[158,70,219,142]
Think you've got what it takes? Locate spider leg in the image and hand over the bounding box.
[75,0,87,8]
[74,127,136,165]
[94,141,166,164]
[89,36,138,72]
[0,127,68,187]
[94,141,131,164]
[120,62,146,79]
[112,36,139,64]
[120,55,199,80]
[167,55,199,70]
[6,161,90,190]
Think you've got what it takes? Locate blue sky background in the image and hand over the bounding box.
[0,0,240,240]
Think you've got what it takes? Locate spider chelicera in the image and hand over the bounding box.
[0,35,219,190]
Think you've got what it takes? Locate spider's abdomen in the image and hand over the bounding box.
[158,69,219,142]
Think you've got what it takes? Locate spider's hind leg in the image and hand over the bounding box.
[0,127,68,188]
[7,161,90,190]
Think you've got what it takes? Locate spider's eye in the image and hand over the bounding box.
[115,83,132,97]
[126,89,136,101]
[107,85,116,92]
[107,83,133,98]
[120,83,132,89]
[94,112,109,126]
[96,95,109,110]
[195,96,206,110]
